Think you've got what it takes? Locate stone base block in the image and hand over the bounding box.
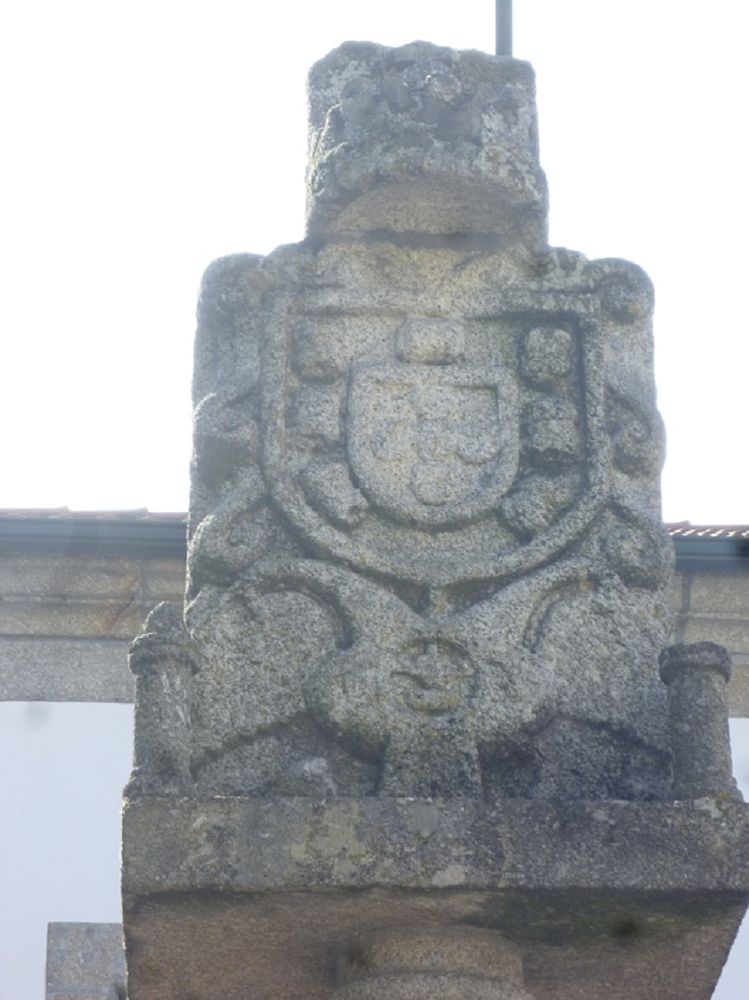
[123,797,749,1000]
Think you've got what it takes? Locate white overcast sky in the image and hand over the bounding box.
[1,0,747,521]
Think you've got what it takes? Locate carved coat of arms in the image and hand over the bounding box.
[347,364,518,528]
[262,305,608,588]
[175,248,672,801]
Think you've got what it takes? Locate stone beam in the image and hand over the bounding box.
[0,548,182,702]
[46,922,125,1000]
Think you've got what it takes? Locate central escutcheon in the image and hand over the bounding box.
[348,363,518,528]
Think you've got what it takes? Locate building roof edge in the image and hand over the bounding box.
[0,512,746,569]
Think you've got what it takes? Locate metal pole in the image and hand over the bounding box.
[496,0,513,57]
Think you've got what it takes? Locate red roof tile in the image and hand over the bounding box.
[666,523,749,539]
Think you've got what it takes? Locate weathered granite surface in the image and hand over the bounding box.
[304,42,547,242]
[0,540,182,702]
[0,636,134,702]
[123,796,749,1000]
[659,642,738,800]
[124,796,749,896]
[123,39,747,1000]
[124,890,747,1000]
[46,922,125,1000]
[132,42,679,805]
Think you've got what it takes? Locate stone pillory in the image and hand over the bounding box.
[122,41,749,1000]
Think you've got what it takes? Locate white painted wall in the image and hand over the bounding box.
[0,703,132,1000]
[713,721,749,999]
[0,705,746,1000]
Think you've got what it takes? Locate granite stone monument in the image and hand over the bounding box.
[122,42,749,1000]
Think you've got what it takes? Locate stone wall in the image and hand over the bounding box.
[0,517,183,703]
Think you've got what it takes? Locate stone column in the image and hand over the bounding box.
[128,601,196,795]
[659,641,738,800]
[333,926,534,1000]
[122,40,749,1000]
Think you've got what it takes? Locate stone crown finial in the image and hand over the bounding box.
[306,41,548,243]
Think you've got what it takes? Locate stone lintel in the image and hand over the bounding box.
[0,637,132,702]
[46,922,125,1000]
[0,549,183,640]
[0,547,183,702]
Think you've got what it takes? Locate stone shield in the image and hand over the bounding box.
[347,364,518,529]
[262,297,610,588]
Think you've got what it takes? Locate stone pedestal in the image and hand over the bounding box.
[122,40,747,1000]
[123,797,749,1000]
[331,926,532,1000]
